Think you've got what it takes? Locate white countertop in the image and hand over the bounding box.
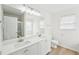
[2,36,46,55]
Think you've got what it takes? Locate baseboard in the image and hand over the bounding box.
[58,44,79,53]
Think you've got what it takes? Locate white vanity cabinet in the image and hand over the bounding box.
[10,43,39,55]
[23,44,39,55]
[9,42,39,55]
[38,38,51,55]
[9,38,51,55]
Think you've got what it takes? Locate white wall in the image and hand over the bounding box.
[43,13,53,47]
[51,7,79,52]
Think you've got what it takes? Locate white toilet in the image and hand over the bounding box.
[51,40,59,48]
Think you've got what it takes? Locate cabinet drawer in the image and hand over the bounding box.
[9,48,29,55]
[24,44,39,55]
[10,43,39,55]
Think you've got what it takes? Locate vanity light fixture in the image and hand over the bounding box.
[23,4,41,16]
[26,8,41,16]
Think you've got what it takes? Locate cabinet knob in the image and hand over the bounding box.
[24,49,28,53]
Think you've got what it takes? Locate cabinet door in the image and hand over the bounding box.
[20,39,51,55]
[24,43,39,55]
[38,39,51,55]
[10,43,39,55]
[10,39,51,55]
[39,39,47,55]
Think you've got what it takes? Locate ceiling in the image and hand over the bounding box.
[28,4,79,14]
[2,4,79,16]
[2,4,25,17]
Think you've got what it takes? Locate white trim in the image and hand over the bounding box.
[58,43,79,53]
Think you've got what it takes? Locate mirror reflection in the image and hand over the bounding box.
[2,5,24,41]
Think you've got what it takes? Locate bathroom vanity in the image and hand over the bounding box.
[2,36,50,55]
[0,4,51,55]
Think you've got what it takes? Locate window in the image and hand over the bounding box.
[60,15,76,29]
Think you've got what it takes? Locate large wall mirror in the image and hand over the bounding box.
[2,4,43,42]
[24,14,42,37]
[2,5,24,41]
